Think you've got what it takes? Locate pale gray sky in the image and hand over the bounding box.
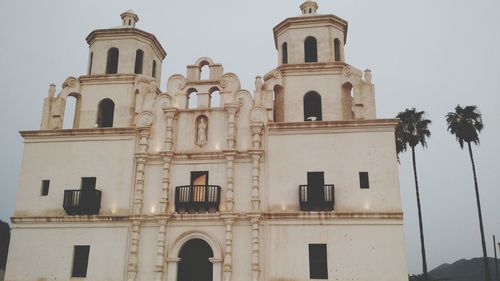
[0,0,499,275]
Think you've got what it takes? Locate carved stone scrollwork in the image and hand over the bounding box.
[342,66,352,77]
[62,76,79,89]
[250,122,264,150]
[133,129,150,215]
[135,111,154,128]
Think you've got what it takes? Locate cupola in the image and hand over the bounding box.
[300,0,318,15]
[121,10,139,27]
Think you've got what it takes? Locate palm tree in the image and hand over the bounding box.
[446,105,490,281]
[396,108,431,280]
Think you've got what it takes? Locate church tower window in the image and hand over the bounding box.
[134,49,144,74]
[303,91,322,121]
[105,47,119,74]
[96,98,115,128]
[304,36,318,63]
[334,38,341,62]
[152,60,157,79]
[282,42,288,64]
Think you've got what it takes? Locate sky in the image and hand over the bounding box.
[0,0,499,275]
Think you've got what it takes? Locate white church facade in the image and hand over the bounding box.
[5,2,408,280]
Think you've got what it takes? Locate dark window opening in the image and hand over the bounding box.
[134,49,144,74]
[282,42,288,64]
[105,47,119,74]
[152,60,157,78]
[81,177,96,192]
[309,8,312,13]
[41,180,50,196]
[128,19,131,25]
[96,98,115,128]
[304,36,318,63]
[304,91,322,121]
[191,171,208,186]
[72,245,90,277]
[177,239,214,281]
[359,172,369,189]
[88,52,93,75]
[309,244,328,279]
[334,38,341,62]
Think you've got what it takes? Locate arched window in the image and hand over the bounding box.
[187,88,198,109]
[63,94,81,129]
[200,62,209,80]
[88,52,93,75]
[152,60,157,79]
[304,36,318,63]
[134,49,144,74]
[282,42,288,64]
[209,87,220,107]
[334,38,341,62]
[273,85,284,122]
[106,48,119,74]
[303,91,322,121]
[96,98,115,128]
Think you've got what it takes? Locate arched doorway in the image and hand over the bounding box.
[177,239,214,281]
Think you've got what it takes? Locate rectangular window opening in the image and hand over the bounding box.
[309,244,328,279]
[72,245,90,277]
[81,177,96,191]
[41,180,50,196]
[359,172,369,189]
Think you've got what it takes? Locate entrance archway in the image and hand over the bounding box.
[177,239,214,281]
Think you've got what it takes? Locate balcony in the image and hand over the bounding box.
[299,184,335,211]
[63,189,102,215]
[175,185,221,213]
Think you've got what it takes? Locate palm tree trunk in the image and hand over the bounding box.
[412,146,428,280]
[468,142,491,281]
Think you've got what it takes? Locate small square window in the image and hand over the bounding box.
[72,245,90,277]
[309,244,328,279]
[359,172,369,189]
[41,180,50,196]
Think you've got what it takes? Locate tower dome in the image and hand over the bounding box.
[121,10,139,27]
[300,0,318,15]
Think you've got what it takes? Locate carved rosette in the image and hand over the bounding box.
[127,219,142,281]
[250,216,261,281]
[162,107,178,152]
[154,219,168,281]
[224,104,239,149]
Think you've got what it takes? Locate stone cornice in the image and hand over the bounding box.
[273,14,349,49]
[263,212,403,220]
[268,119,399,134]
[86,27,166,59]
[20,127,137,139]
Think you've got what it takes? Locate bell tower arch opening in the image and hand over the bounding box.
[96,98,115,128]
[304,36,318,63]
[341,83,354,120]
[303,91,322,121]
[177,239,214,281]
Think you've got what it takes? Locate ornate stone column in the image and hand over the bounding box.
[223,151,236,212]
[224,104,239,149]
[154,218,168,281]
[249,122,264,211]
[222,215,235,281]
[127,219,142,281]
[249,215,261,281]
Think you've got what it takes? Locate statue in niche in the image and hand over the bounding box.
[196,116,208,146]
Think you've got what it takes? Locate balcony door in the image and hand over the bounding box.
[191,171,208,203]
[177,239,213,281]
[307,172,324,209]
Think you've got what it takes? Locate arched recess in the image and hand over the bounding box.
[304,36,318,63]
[334,38,341,62]
[282,42,288,64]
[209,87,221,107]
[303,91,322,121]
[106,47,119,74]
[200,63,210,80]
[341,83,354,120]
[273,85,284,122]
[63,93,81,129]
[168,231,222,281]
[134,49,144,74]
[96,98,115,128]
[187,88,199,109]
[152,60,157,79]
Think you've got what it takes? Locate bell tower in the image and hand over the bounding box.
[264,0,375,123]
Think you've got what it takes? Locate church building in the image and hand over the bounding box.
[5,1,408,280]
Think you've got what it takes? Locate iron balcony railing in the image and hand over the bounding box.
[63,189,102,215]
[175,185,221,213]
[299,184,335,211]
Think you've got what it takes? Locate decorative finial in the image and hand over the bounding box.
[300,1,318,15]
[120,10,139,27]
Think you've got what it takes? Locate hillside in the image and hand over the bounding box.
[429,257,499,281]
